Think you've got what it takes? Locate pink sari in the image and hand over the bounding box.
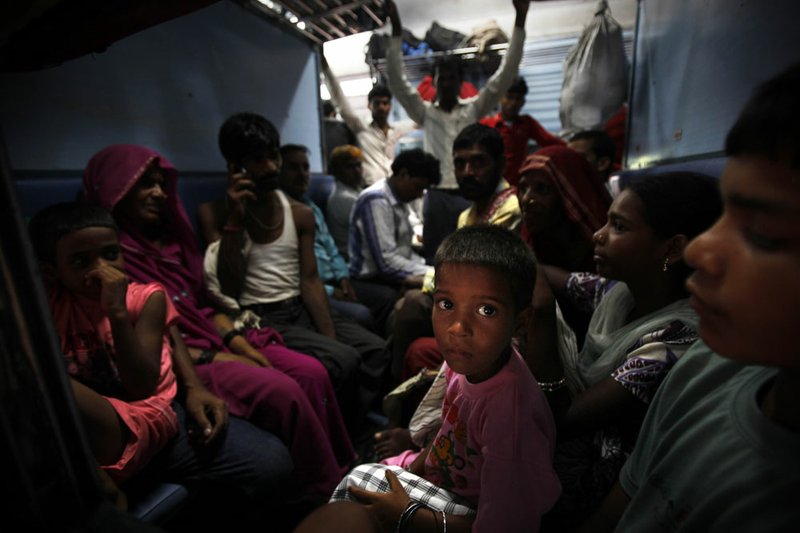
[83,144,355,495]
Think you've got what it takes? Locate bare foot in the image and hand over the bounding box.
[373,428,415,461]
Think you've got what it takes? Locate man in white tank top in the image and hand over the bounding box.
[204,112,391,435]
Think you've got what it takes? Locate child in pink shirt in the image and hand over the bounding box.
[30,202,179,504]
[320,225,560,533]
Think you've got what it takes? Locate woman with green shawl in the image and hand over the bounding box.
[527,172,723,530]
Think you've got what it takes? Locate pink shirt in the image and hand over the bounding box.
[53,281,180,481]
[423,348,561,532]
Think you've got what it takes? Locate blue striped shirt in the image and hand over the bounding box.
[348,179,431,281]
[304,195,349,295]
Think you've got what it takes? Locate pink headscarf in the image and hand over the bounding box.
[82,144,280,350]
[517,146,612,269]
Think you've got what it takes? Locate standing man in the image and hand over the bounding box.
[480,76,566,186]
[322,100,357,167]
[204,112,390,433]
[384,0,530,262]
[321,56,417,186]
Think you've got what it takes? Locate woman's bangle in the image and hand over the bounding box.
[222,328,243,347]
[538,376,567,392]
[396,501,424,533]
[197,349,217,365]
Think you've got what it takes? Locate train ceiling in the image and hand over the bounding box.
[245,0,386,44]
[0,0,386,72]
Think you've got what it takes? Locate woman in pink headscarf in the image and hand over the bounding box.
[82,144,355,497]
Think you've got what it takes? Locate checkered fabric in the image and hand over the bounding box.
[330,463,476,516]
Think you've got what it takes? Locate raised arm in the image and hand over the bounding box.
[384,0,427,124]
[321,54,366,134]
[538,263,571,298]
[471,0,530,118]
[95,263,161,400]
[294,202,337,339]
[217,167,256,299]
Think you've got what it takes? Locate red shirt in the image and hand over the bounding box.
[417,75,479,102]
[480,113,565,186]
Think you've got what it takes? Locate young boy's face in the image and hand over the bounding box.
[53,227,124,299]
[234,147,282,196]
[685,155,800,369]
[432,263,520,383]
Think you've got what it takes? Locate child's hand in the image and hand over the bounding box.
[87,261,129,319]
[185,385,229,446]
[349,469,411,532]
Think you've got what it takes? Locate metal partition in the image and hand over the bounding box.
[626,0,800,169]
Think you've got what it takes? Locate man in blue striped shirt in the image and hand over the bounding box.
[348,149,440,291]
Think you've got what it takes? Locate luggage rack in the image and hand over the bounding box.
[368,41,510,81]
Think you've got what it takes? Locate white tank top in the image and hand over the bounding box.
[238,190,301,305]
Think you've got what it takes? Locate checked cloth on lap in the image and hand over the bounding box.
[331,464,476,516]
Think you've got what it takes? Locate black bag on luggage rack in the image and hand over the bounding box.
[424,21,467,52]
[365,32,391,63]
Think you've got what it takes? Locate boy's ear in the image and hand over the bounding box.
[514,305,534,337]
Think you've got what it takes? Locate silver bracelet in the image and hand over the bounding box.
[538,376,567,392]
[441,509,447,533]
[396,501,424,533]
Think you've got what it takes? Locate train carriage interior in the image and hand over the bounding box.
[1,0,799,530]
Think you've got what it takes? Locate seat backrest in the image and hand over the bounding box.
[617,155,727,187]
[308,173,335,216]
